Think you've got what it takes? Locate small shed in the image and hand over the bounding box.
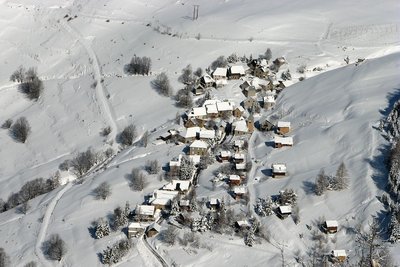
[236,162,246,171]
[331,250,347,263]
[209,198,220,211]
[277,121,291,134]
[128,222,146,238]
[271,163,287,178]
[277,205,292,219]
[235,220,251,230]
[135,205,156,221]
[324,220,339,234]
[233,187,247,200]
[259,118,274,132]
[193,83,205,95]
[146,222,161,238]
[219,150,232,162]
[233,153,246,163]
[200,74,215,88]
[169,155,182,176]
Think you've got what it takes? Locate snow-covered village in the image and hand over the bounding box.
[0,0,400,266]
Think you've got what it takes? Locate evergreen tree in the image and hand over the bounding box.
[95,218,111,239]
[315,169,328,196]
[179,158,196,180]
[334,162,349,190]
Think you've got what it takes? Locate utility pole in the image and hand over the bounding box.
[193,5,199,20]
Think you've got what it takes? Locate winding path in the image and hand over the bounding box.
[58,19,118,143]
[138,235,169,267]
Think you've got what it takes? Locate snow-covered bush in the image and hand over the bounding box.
[279,188,297,206]
[1,119,12,129]
[179,158,196,180]
[126,55,151,75]
[95,218,111,239]
[210,56,228,70]
[161,225,177,246]
[112,206,128,231]
[175,87,193,108]
[93,182,112,200]
[102,239,132,265]
[254,196,274,216]
[146,160,160,174]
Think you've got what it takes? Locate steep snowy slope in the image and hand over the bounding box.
[0,0,399,266]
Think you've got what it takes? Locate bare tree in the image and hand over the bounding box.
[70,148,99,178]
[140,130,149,147]
[42,234,67,261]
[93,182,112,200]
[10,65,25,83]
[19,201,30,214]
[126,55,152,75]
[146,160,160,174]
[10,117,31,143]
[100,126,111,137]
[0,248,10,267]
[175,87,193,108]
[178,64,194,84]
[119,124,137,146]
[130,168,147,191]
[1,119,13,129]
[161,225,177,245]
[152,72,172,96]
[194,67,203,77]
[211,56,228,70]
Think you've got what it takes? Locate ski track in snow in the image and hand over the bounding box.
[34,182,72,267]
[135,235,165,267]
[58,19,118,143]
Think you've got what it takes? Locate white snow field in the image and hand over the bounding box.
[0,0,399,266]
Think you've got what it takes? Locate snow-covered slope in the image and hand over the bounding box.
[0,0,399,266]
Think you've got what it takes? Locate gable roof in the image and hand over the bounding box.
[136,205,155,216]
[264,95,275,103]
[326,220,339,228]
[217,101,234,112]
[199,129,216,139]
[169,154,183,167]
[274,136,293,145]
[163,180,191,191]
[234,187,247,194]
[277,121,291,128]
[201,74,215,83]
[272,163,287,173]
[180,127,200,139]
[233,119,248,133]
[213,67,228,77]
[278,205,292,214]
[190,140,209,149]
[190,107,207,117]
[229,65,245,75]
[229,174,241,181]
[147,222,161,232]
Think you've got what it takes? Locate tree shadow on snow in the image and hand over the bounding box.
[365,142,390,192]
[302,181,315,195]
[379,88,400,117]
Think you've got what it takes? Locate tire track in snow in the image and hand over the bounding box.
[58,19,118,143]
[34,182,72,267]
[135,235,166,267]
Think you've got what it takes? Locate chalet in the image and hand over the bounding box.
[151,198,171,210]
[254,65,269,78]
[242,97,256,110]
[259,118,274,131]
[216,101,234,116]
[215,120,227,139]
[229,174,241,186]
[243,85,256,97]
[324,220,339,234]
[273,57,286,68]
[274,136,293,148]
[233,119,249,135]
[235,220,251,230]
[150,190,179,210]
[219,150,231,162]
[198,129,216,141]
[200,74,215,88]
[205,103,218,118]
[233,153,246,163]
[169,154,183,176]
[228,65,245,79]
[188,107,207,120]
[193,83,205,95]
[163,180,192,194]
[277,205,292,219]
[179,200,190,211]
[271,163,287,178]
[247,114,254,133]
[179,126,200,143]
[233,106,245,118]
[233,187,246,200]
[146,222,161,238]
[189,140,209,156]
[263,95,275,109]
[234,140,245,151]
[236,162,246,171]
[135,205,156,221]
[277,121,291,134]
[212,67,228,80]
[128,222,146,238]
[184,118,197,128]
[209,198,220,211]
[331,250,347,263]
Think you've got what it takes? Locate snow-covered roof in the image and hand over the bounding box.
[274,136,293,145]
[163,180,191,191]
[277,121,291,128]
[234,153,245,160]
[136,205,155,216]
[190,107,207,117]
[205,104,218,114]
[278,205,292,214]
[234,140,244,147]
[190,140,209,149]
[202,74,215,83]
[217,101,234,112]
[236,163,246,170]
[181,127,200,139]
[215,79,228,86]
[332,250,347,257]
[210,198,220,205]
[233,119,248,133]
[272,163,287,173]
[153,189,179,199]
[147,222,161,232]
[199,129,215,139]
[128,222,147,229]
[189,155,201,164]
[326,220,339,228]
[229,174,241,181]
[169,154,182,167]
[236,220,250,227]
[230,65,245,75]
[179,200,190,206]
[203,99,221,106]
[234,187,246,194]
[151,198,171,206]
[220,150,231,157]
[264,95,275,103]
[235,106,245,112]
[213,67,228,77]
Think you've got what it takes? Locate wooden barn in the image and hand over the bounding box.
[324,220,339,234]
[146,222,161,238]
[128,222,146,238]
[229,174,241,186]
[277,121,291,134]
[274,136,293,148]
[271,163,287,178]
[331,250,347,263]
[228,65,245,79]
[277,205,292,219]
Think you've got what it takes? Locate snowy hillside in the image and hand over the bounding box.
[0,0,399,266]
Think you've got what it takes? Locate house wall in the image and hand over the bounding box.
[272,172,286,178]
[190,147,207,156]
[146,229,159,238]
[279,127,290,134]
